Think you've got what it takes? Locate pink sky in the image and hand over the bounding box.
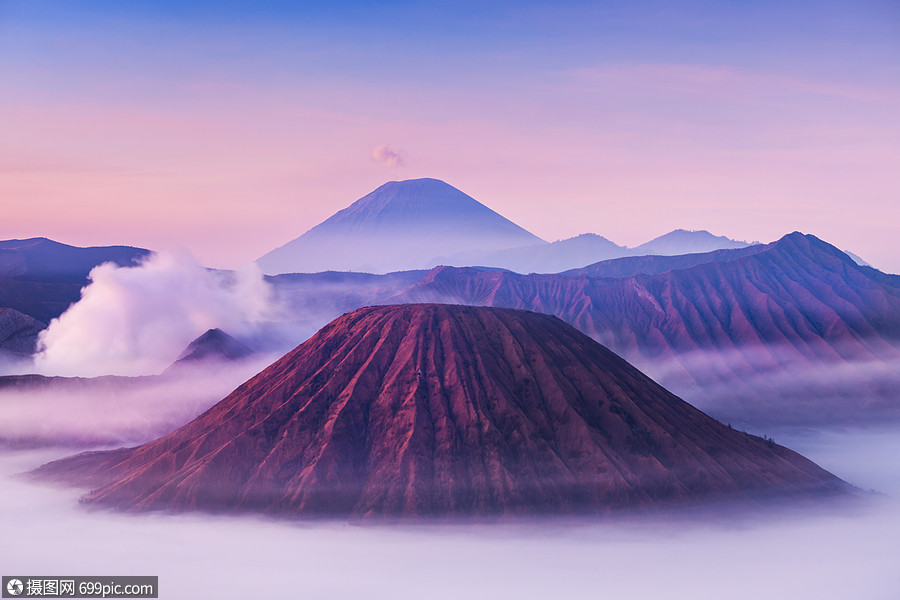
[1,2,898,272]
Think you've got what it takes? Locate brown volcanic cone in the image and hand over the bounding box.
[36,304,848,518]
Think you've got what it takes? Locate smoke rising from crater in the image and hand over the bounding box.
[34,251,282,377]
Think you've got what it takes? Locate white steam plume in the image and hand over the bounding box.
[35,250,281,377]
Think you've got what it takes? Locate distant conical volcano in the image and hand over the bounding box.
[174,328,253,364]
[162,328,254,375]
[256,178,544,274]
[36,304,848,519]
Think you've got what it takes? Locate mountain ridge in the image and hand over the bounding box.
[633,229,751,256]
[391,233,900,423]
[0,237,152,324]
[0,237,150,284]
[429,229,757,274]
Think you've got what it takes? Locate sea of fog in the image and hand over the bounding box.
[1,426,899,600]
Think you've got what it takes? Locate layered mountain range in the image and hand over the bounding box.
[257,232,900,424]
[34,305,849,519]
[434,229,756,273]
[3,180,896,426]
[393,233,900,423]
[255,178,762,275]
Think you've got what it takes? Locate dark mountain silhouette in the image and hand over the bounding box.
[35,304,848,519]
[0,278,81,325]
[0,238,151,324]
[0,237,150,284]
[0,308,45,359]
[393,233,900,424]
[256,178,544,275]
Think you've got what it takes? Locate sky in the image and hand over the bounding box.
[1,0,898,272]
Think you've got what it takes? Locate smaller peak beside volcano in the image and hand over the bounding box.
[0,307,45,358]
[256,178,544,275]
[165,329,254,373]
[634,229,751,256]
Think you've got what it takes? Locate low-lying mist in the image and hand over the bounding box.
[0,357,276,447]
[634,347,900,428]
[1,425,898,599]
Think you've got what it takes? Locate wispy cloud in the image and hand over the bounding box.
[371,144,405,167]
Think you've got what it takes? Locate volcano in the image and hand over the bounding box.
[169,329,253,366]
[0,307,45,358]
[36,304,848,519]
[255,178,544,274]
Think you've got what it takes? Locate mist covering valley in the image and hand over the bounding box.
[2,426,898,599]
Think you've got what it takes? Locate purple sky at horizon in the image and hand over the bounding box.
[1,1,898,272]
